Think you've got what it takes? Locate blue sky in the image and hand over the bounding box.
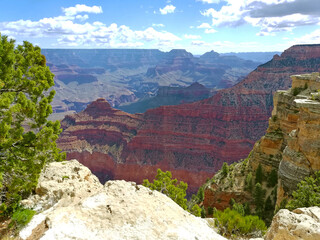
[0,0,319,54]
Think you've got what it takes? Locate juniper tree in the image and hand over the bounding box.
[0,34,65,215]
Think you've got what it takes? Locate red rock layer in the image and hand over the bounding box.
[58,44,320,193]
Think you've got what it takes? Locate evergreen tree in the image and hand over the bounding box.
[0,34,65,215]
[254,183,265,218]
[255,164,264,184]
[143,169,188,210]
[267,169,278,187]
[286,171,320,210]
[222,162,229,177]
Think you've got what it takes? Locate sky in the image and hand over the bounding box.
[0,0,319,54]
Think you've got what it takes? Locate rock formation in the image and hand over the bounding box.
[19,160,226,240]
[264,207,320,240]
[44,48,259,118]
[58,44,320,193]
[203,72,320,216]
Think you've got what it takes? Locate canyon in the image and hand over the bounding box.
[43,49,260,117]
[58,44,320,193]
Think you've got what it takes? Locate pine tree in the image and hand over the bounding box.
[255,163,264,184]
[0,34,65,215]
[254,183,265,218]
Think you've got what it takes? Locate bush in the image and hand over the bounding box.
[286,171,320,210]
[9,208,36,230]
[267,169,278,188]
[213,208,267,237]
[143,169,188,210]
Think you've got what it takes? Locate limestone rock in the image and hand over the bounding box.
[21,159,103,211]
[264,207,320,240]
[20,160,226,240]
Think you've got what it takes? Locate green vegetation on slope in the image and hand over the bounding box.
[286,171,320,210]
[0,34,65,217]
[143,168,202,217]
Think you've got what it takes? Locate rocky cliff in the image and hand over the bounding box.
[203,72,320,217]
[58,45,320,193]
[19,160,226,240]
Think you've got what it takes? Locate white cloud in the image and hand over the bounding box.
[196,0,221,3]
[184,34,202,39]
[205,28,217,33]
[197,23,212,29]
[0,5,181,48]
[291,29,320,45]
[152,23,165,27]
[159,5,176,15]
[201,0,320,35]
[63,4,102,16]
[191,40,207,46]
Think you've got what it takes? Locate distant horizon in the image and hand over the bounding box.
[1,0,319,54]
[40,47,283,55]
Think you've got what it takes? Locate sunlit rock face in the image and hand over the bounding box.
[19,160,226,240]
[58,45,320,193]
[203,72,320,211]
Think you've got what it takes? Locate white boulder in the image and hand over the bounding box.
[264,206,320,240]
[20,160,226,240]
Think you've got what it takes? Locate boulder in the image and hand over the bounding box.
[20,160,226,240]
[264,207,320,240]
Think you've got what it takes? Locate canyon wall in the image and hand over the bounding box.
[58,45,320,193]
[203,72,320,213]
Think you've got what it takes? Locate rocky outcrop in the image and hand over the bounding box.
[264,207,320,240]
[203,72,320,214]
[19,160,226,240]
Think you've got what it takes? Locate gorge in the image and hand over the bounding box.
[57,44,320,193]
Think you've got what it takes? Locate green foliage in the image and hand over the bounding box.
[207,206,214,216]
[213,208,267,238]
[0,34,65,215]
[245,172,253,192]
[255,164,264,184]
[254,183,266,218]
[143,169,188,210]
[292,86,306,96]
[267,169,278,188]
[232,202,245,216]
[9,208,36,230]
[222,162,229,177]
[190,203,202,217]
[286,171,320,210]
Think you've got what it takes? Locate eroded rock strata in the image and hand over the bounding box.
[58,45,320,192]
[203,72,320,212]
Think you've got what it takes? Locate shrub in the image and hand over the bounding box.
[9,208,36,230]
[143,169,188,210]
[286,171,320,210]
[267,169,278,188]
[213,208,267,237]
[245,172,253,192]
[255,164,264,184]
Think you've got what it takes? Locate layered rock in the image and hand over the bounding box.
[203,72,320,213]
[59,45,320,193]
[264,207,320,240]
[45,48,259,119]
[19,160,226,240]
